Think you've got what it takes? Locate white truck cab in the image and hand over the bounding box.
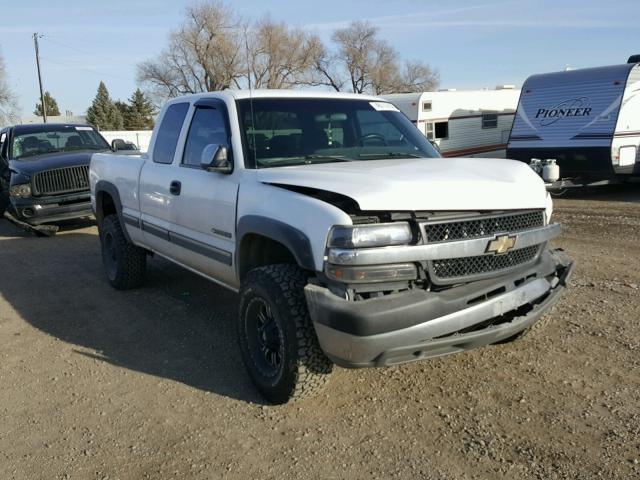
[90,90,573,404]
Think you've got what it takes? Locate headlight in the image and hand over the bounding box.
[545,192,553,224]
[328,222,412,248]
[10,184,31,198]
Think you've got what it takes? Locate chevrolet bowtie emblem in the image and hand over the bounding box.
[486,234,517,255]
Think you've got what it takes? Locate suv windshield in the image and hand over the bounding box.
[10,125,110,160]
[237,98,440,168]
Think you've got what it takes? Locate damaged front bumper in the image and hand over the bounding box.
[11,191,93,225]
[305,249,574,368]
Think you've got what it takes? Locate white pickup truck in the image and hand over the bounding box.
[90,90,573,404]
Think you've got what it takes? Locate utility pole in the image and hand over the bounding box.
[33,32,47,123]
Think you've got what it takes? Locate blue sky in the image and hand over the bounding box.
[1,0,638,116]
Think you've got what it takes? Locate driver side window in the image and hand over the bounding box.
[182,107,228,167]
[357,110,407,146]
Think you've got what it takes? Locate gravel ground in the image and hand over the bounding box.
[0,185,638,480]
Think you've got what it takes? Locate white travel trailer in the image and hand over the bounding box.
[384,88,520,157]
[507,56,640,185]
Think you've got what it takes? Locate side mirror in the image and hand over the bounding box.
[201,144,232,173]
[111,139,125,151]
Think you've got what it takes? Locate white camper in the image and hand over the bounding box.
[507,56,640,185]
[384,88,520,158]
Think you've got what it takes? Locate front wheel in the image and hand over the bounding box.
[0,177,9,217]
[238,264,333,404]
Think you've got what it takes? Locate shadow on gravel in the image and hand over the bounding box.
[552,183,640,203]
[0,219,265,405]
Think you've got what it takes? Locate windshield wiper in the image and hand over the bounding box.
[258,155,354,167]
[303,154,354,163]
[358,152,424,159]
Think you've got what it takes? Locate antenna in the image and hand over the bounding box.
[243,24,257,167]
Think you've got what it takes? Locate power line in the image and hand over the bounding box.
[43,36,140,69]
[39,56,132,82]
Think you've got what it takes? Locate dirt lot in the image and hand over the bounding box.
[0,186,638,480]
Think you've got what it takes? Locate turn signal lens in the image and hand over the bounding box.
[326,263,417,283]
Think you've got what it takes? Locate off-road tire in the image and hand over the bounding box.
[238,264,333,404]
[99,214,147,290]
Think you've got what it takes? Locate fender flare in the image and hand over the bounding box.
[236,215,316,274]
[94,180,131,242]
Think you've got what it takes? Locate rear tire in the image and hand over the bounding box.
[99,214,147,290]
[238,264,333,404]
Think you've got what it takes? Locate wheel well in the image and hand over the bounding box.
[96,190,117,225]
[238,234,299,281]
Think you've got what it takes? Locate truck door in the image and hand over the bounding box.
[138,101,190,256]
[166,98,239,287]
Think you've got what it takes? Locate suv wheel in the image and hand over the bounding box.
[99,214,147,290]
[238,264,333,404]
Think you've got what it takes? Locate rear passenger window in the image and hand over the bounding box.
[153,102,189,164]
[182,107,229,167]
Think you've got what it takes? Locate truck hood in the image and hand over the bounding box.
[9,151,96,176]
[256,157,547,211]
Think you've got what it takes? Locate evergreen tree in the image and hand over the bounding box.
[114,100,131,126]
[86,81,123,130]
[34,91,61,117]
[126,89,155,130]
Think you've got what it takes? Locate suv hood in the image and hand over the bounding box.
[257,157,547,211]
[9,151,96,176]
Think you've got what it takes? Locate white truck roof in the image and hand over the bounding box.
[165,89,384,104]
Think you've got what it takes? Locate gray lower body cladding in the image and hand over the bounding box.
[305,249,573,368]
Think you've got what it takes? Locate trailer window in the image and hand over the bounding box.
[425,122,434,140]
[434,121,448,139]
[422,101,432,112]
[482,113,498,129]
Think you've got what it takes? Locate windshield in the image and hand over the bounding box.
[236,98,440,168]
[10,125,110,160]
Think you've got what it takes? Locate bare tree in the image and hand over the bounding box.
[0,48,18,125]
[137,3,439,99]
[313,21,439,95]
[137,1,246,99]
[307,37,345,92]
[248,17,319,89]
[391,60,440,94]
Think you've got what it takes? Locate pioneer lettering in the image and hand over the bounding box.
[535,107,592,118]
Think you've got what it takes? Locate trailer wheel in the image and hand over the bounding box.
[238,264,333,404]
[99,214,147,290]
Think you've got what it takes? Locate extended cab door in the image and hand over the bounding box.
[166,98,239,287]
[138,102,190,256]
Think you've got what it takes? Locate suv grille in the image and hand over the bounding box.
[33,165,90,196]
[431,245,541,281]
[423,210,544,243]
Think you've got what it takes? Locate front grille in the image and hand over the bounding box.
[33,165,90,196]
[431,245,540,281]
[423,210,544,243]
